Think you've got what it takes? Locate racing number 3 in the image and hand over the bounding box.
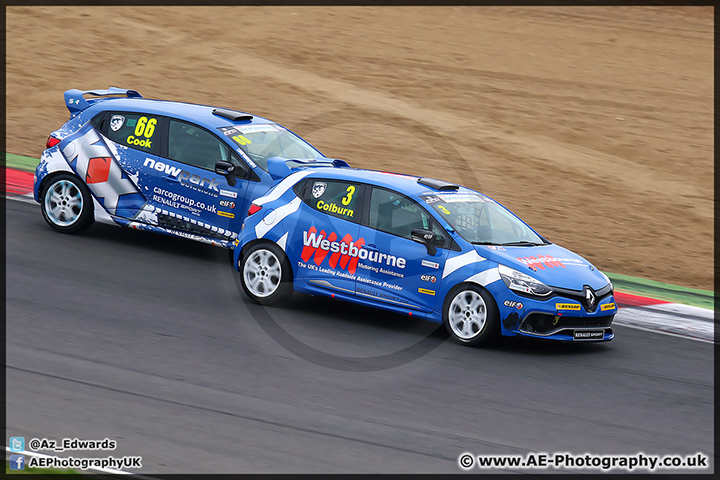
[342,185,355,206]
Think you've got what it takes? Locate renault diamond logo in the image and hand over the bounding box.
[585,287,596,309]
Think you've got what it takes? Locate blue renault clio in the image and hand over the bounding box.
[234,169,617,346]
[33,87,347,247]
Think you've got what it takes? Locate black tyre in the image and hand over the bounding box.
[239,242,293,305]
[40,173,94,234]
[443,284,500,347]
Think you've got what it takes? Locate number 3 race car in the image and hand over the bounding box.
[234,169,617,346]
[34,87,347,247]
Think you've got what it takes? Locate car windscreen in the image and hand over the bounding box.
[420,193,547,246]
[218,124,322,171]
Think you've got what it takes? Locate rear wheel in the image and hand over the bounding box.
[40,174,94,234]
[240,242,293,305]
[443,284,499,346]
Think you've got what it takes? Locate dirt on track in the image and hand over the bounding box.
[6,6,713,290]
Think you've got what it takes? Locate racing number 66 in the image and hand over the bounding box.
[342,185,355,206]
[134,117,157,138]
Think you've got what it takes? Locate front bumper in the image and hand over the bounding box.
[493,284,617,342]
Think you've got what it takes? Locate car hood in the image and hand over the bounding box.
[474,243,610,291]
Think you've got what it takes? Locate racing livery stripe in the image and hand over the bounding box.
[277,231,289,251]
[253,170,314,206]
[255,196,302,239]
[464,267,501,286]
[442,250,486,279]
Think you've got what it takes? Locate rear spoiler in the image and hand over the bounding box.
[267,157,351,180]
[64,87,142,116]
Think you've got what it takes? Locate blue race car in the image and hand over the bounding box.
[233,169,617,346]
[33,87,348,247]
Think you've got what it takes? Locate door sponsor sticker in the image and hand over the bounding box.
[418,288,435,296]
[421,260,439,269]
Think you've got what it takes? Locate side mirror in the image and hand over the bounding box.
[411,228,437,256]
[215,161,238,186]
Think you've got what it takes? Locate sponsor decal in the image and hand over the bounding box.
[316,200,354,217]
[356,262,405,278]
[218,211,235,218]
[312,181,327,198]
[556,303,581,311]
[356,286,403,302]
[517,255,567,270]
[237,124,281,134]
[421,259,440,269]
[301,226,406,275]
[219,200,235,208]
[420,274,437,283]
[503,300,523,309]
[219,189,237,198]
[436,194,486,203]
[418,288,435,296]
[110,115,125,132]
[143,158,219,196]
[601,302,616,311]
[573,330,604,340]
[152,186,217,215]
[486,245,506,251]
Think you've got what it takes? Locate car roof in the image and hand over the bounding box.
[90,97,277,130]
[301,168,482,198]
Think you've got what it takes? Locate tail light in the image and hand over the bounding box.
[247,203,262,216]
[46,136,61,148]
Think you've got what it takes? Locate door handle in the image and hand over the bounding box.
[162,175,180,183]
[365,244,379,251]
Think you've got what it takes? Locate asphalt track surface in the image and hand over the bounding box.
[5,200,714,474]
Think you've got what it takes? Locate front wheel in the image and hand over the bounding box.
[239,243,293,305]
[40,174,94,234]
[443,284,499,347]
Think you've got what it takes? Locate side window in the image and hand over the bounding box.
[305,179,363,223]
[369,187,435,240]
[168,120,234,171]
[105,112,160,154]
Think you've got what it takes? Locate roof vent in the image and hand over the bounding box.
[417,177,459,191]
[212,108,253,121]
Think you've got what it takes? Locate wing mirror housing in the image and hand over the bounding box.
[215,161,240,186]
[411,228,437,256]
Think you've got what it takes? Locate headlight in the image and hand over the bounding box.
[498,264,553,296]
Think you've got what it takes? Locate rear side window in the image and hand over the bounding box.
[304,179,364,223]
[105,112,160,154]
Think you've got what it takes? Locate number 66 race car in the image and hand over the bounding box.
[233,169,617,346]
[33,87,347,247]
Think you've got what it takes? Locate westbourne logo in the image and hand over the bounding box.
[517,255,566,270]
[301,227,406,275]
